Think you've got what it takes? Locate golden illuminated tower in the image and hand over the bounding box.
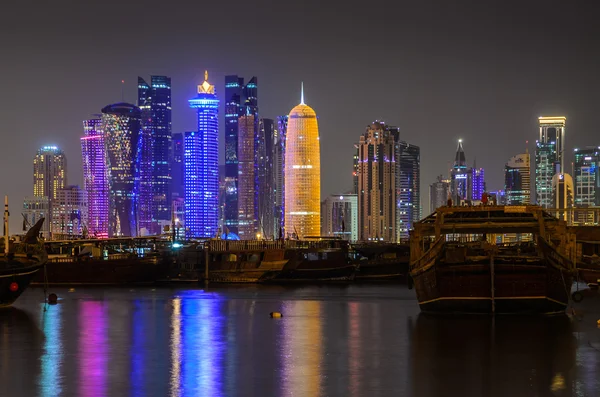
[284,83,320,238]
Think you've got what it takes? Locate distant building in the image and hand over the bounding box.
[138,75,172,230]
[33,146,67,219]
[430,175,450,214]
[22,197,50,239]
[81,117,109,238]
[536,116,566,207]
[352,143,359,194]
[574,147,600,224]
[273,116,288,236]
[51,185,88,239]
[469,166,485,201]
[284,85,320,238]
[101,102,143,237]
[357,122,396,241]
[237,114,257,239]
[451,140,469,204]
[186,71,219,238]
[256,118,276,239]
[552,173,574,221]
[321,194,358,241]
[224,74,258,235]
[171,132,185,201]
[396,141,420,240]
[505,152,531,205]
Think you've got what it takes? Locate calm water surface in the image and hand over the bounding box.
[0,284,599,396]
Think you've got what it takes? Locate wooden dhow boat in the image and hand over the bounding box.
[409,205,576,314]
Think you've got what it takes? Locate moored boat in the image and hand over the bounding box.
[351,242,410,280]
[409,205,576,314]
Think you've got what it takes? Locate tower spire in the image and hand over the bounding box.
[300,82,305,105]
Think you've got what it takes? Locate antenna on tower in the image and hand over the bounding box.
[300,82,305,105]
[121,80,125,102]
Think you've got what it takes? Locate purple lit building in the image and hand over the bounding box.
[81,117,109,238]
[469,167,485,201]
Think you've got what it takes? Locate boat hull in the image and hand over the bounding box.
[31,255,169,285]
[0,264,43,307]
[355,259,409,280]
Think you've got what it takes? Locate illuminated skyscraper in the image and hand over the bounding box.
[429,175,450,214]
[224,75,258,235]
[81,117,109,238]
[451,140,468,204]
[536,116,566,207]
[33,145,67,203]
[256,118,276,239]
[284,84,320,238]
[101,102,143,237]
[469,165,485,201]
[396,141,420,240]
[505,152,531,205]
[51,185,88,238]
[274,116,288,236]
[573,147,600,224]
[186,71,219,238]
[352,144,359,194]
[138,76,171,230]
[171,132,185,200]
[237,114,257,238]
[357,122,396,241]
[552,173,574,221]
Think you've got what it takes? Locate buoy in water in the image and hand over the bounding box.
[270,312,283,318]
[48,293,58,304]
[9,282,18,292]
[68,288,75,293]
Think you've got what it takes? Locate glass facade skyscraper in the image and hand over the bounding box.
[396,141,420,240]
[101,102,143,237]
[237,114,257,239]
[138,75,172,232]
[81,117,109,238]
[574,147,600,207]
[257,118,276,238]
[274,116,288,237]
[186,71,219,238]
[171,132,185,200]
[505,152,531,205]
[469,167,485,201]
[451,140,468,204]
[224,75,258,235]
[33,145,67,203]
[536,116,566,207]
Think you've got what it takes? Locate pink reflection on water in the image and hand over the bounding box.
[78,301,107,397]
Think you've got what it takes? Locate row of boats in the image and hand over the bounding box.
[2,205,600,315]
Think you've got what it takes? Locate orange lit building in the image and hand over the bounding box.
[284,85,321,238]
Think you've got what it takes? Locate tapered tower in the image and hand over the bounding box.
[284,84,320,238]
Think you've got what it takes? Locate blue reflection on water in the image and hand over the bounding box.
[179,290,224,397]
[131,300,146,395]
[79,301,107,397]
[39,304,63,397]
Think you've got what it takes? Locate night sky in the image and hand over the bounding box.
[2,0,599,231]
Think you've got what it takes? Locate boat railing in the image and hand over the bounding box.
[205,239,347,252]
[410,237,444,271]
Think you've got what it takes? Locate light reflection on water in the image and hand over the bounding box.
[0,286,598,396]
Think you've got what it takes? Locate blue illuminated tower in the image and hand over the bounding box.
[224,75,258,234]
[186,71,219,238]
[138,75,172,233]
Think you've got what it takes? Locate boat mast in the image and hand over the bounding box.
[4,196,9,254]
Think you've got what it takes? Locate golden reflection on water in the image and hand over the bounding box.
[170,297,181,397]
[281,300,323,397]
[348,302,361,397]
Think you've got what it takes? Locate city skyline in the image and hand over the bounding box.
[3,0,600,233]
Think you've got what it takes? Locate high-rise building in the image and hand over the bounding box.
[171,132,185,201]
[574,147,600,207]
[256,118,276,239]
[81,117,109,238]
[352,144,359,194]
[396,141,420,240]
[138,76,172,232]
[284,85,320,238]
[536,116,566,207]
[505,152,531,205]
[186,71,219,238]
[33,145,67,203]
[101,102,143,237]
[469,166,485,201]
[224,75,258,235]
[357,122,396,241]
[429,175,450,215]
[321,194,358,241]
[274,116,288,237]
[22,197,50,239]
[51,185,88,239]
[237,114,257,239]
[451,140,468,204]
[552,173,574,221]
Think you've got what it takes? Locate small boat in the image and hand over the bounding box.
[1,199,46,308]
[410,205,576,314]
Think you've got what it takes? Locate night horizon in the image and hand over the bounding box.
[3,0,600,231]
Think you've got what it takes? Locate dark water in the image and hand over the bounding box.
[0,285,599,397]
